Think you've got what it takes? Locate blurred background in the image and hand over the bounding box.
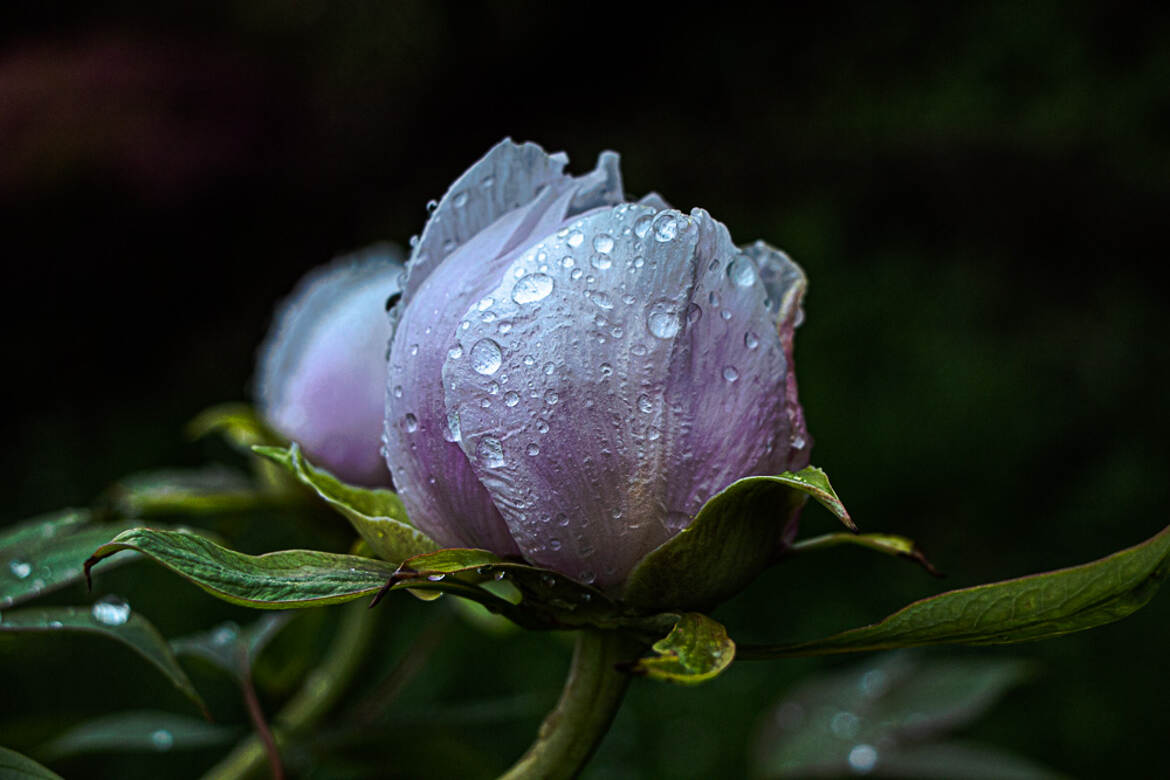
[2,1,1168,777]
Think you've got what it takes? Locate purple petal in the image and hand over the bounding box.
[256,245,401,487]
[442,204,806,589]
[401,139,569,301]
[384,150,625,553]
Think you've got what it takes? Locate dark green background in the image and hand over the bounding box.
[2,1,1168,777]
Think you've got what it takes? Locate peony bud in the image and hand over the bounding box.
[384,140,809,593]
[257,244,402,487]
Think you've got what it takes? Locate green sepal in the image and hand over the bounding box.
[629,612,735,684]
[622,466,852,611]
[85,528,399,609]
[739,522,1170,659]
[386,549,670,632]
[0,605,208,717]
[253,443,437,564]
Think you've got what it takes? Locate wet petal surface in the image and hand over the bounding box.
[442,205,808,589]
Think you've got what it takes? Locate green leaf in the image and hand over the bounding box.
[171,613,294,682]
[789,532,943,576]
[104,466,294,518]
[253,443,437,564]
[0,606,207,716]
[752,653,1054,779]
[0,745,63,779]
[85,528,399,609]
[187,403,282,449]
[739,524,1170,659]
[622,466,853,611]
[1,511,143,609]
[630,612,735,684]
[39,711,239,759]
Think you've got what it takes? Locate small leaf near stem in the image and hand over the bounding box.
[500,629,645,780]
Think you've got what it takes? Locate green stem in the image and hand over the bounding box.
[202,602,375,780]
[500,629,641,780]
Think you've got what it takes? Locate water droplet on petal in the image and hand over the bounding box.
[593,233,615,254]
[653,214,678,242]
[526,443,540,456]
[90,595,131,626]
[426,199,438,213]
[512,273,555,304]
[567,230,584,248]
[744,331,759,349]
[722,366,739,382]
[453,191,468,207]
[447,344,463,360]
[536,420,550,434]
[470,338,503,375]
[404,413,419,432]
[633,214,654,238]
[549,538,562,551]
[646,300,682,339]
[504,391,520,407]
[637,394,654,413]
[476,436,505,468]
[544,390,559,405]
[728,253,757,287]
[8,560,31,579]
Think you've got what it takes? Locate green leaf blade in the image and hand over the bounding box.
[1,511,143,609]
[741,524,1170,659]
[85,528,399,609]
[0,606,207,716]
[253,443,437,564]
[0,745,63,779]
[39,710,239,759]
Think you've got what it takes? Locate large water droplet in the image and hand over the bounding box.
[512,273,554,304]
[653,214,678,242]
[633,214,653,238]
[646,301,682,339]
[728,253,757,287]
[404,413,419,433]
[476,436,505,468]
[470,338,503,375]
[8,560,31,579]
[567,230,584,248]
[91,595,131,626]
[593,233,615,253]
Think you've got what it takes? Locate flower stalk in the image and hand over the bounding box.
[501,629,642,780]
